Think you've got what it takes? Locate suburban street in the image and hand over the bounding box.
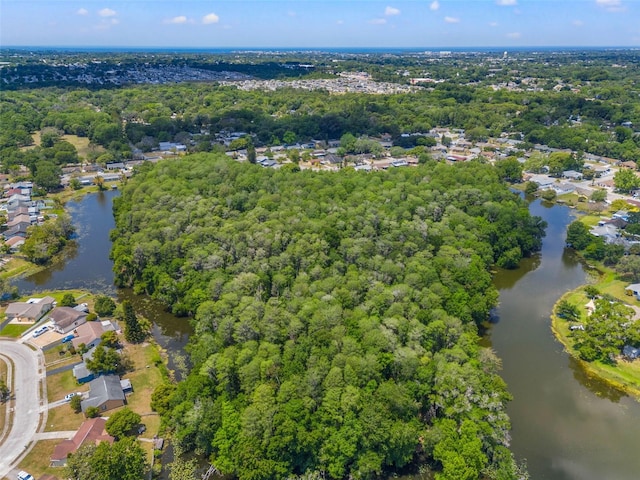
[0,340,46,479]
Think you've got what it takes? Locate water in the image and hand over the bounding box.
[14,190,192,358]
[486,199,640,480]
[14,192,640,479]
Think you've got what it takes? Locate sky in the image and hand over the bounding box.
[1,0,639,49]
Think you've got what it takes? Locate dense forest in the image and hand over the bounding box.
[112,154,545,479]
[2,72,639,170]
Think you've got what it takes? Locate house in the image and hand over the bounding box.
[625,284,640,300]
[6,214,33,227]
[72,362,95,384]
[50,417,113,467]
[71,320,116,350]
[49,307,88,334]
[563,170,583,180]
[2,222,30,240]
[618,160,637,170]
[590,224,620,243]
[4,297,55,323]
[80,375,126,413]
[4,236,25,251]
[622,345,640,360]
[613,210,630,222]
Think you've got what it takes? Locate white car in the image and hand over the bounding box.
[64,392,81,401]
[17,471,34,480]
[32,326,48,338]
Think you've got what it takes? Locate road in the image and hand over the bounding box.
[0,340,47,479]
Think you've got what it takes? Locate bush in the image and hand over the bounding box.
[86,313,98,322]
[85,406,100,418]
[60,293,77,307]
[540,189,557,201]
[70,394,82,413]
[94,295,116,317]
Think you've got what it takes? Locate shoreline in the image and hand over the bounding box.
[551,287,640,401]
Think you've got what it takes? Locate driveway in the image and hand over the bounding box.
[0,340,47,478]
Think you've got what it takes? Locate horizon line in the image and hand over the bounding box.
[2,45,639,51]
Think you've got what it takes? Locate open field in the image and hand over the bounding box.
[17,439,62,479]
[0,257,42,281]
[19,131,105,161]
[46,370,83,404]
[120,341,165,439]
[45,402,85,433]
[61,134,105,160]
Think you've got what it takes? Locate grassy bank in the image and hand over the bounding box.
[552,284,640,400]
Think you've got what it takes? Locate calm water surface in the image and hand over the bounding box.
[15,193,640,479]
[14,190,192,356]
[486,199,640,480]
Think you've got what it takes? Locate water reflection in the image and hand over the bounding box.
[489,199,640,480]
[567,356,626,404]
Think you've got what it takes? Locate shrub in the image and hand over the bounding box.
[70,394,82,413]
[85,406,100,418]
[60,293,77,307]
[94,295,116,317]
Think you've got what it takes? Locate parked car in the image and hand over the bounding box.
[17,471,34,480]
[32,326,48,338]
[61,334,75,343]
[64,392,81,401]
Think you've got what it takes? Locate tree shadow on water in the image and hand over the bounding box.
[568,355,626,403]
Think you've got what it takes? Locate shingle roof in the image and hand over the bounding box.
[51,417,113,462]
[49,307,87,329]
[81,375,124,411]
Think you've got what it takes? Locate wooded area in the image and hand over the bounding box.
[112,154,544,479]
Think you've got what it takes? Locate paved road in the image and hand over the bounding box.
[0,340,46,478]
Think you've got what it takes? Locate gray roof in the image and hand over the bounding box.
[73,363,92,381]
[81,375,124,411]
[49,307,87,329]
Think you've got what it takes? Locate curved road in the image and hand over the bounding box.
[0,340,46,478]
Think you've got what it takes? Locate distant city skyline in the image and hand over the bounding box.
[2,0,639,49]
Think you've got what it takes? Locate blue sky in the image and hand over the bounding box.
[1,1,639,48]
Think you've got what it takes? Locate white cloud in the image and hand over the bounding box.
[76,8,88,16]
[444,16,460,23]
[497,0,517,5]
[596,0,625,11]
[430,1,440,11]
[202,13,220,24]
[287,11,297,17]
[572,19,584,26]
[385,6,400,16]
[370,18,387,25]
[489,21,499,27]
[110,18,119,25]
[506,32,521,39]
[166,16,188,24]
[98,8,116,17]
[336,19,344,25]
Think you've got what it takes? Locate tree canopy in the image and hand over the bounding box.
[113,154,544,479]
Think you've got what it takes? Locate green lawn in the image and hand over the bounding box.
[0,323,31,338]
[46,370,80,403]
[552,284,640,400]
[17,440,63,478]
